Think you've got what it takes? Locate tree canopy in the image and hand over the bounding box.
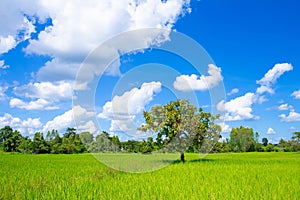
[139,99,221,162]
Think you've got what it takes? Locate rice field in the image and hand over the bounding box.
[0,152,299,199]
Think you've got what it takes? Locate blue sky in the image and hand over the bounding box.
[0,0,299,143]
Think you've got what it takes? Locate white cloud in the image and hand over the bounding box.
[289,126,296,130]
[10,98,58,110]
[256,63,293,94]
[11,81,73,110]
[0,113,42,135]
[0,85,8,101]
[279,111,300,122]
[0,0,39,54]
[217,92,258,121]
[227,88,239,96]
[42,109,74,134]
[217,63,293,122]
[291,90,300,99]
[173,64,223,91]
[0,35,17,54]
[267,128,276,134]
[257,95,268,104]
[256,86,274,95]
[43,105,96,134]
[23,0,190,82]
[98,81,161,133]
[36,58,80,82]
[278,103,293,111]
[218,122,231,133]
[13,81,73,101]
[77,120,98,134]
[0,60,9,69]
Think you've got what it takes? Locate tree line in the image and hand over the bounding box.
[1,100,299,158]
[0,125,299,155]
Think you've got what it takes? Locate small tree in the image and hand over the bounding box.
[64,127,77,138]
[230,126,255,152]
[292,132,300,144]
[80,131,94,144]
[262,137,268,146]
[3,130,23,152]
[139,99,221,162]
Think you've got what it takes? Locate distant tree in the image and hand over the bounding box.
[140,137,155,154]
[3,130,23,152]
[139,99,221,162]
[0,126,22,152]
[50,133,62,154]
[230,126,255,152]
[265,143,275,152]
[46,129,59,141]
[64,127,77,138]
[32,132,50,154]
[110,135,120,152]
[292,132,300,144]
[74,134,86,153]
[17,136,32,154]
[262,137,268,146]
[211,141,230,153]
[80,132,94,144]
[0,126,13,143]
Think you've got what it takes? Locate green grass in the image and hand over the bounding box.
[0,152,299,199]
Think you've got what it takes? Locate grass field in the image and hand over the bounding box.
[0,152,299,199]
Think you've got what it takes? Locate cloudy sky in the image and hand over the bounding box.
[0,0,299,143]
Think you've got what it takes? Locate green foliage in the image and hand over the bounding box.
[80,131,94,144]
[2,129,23,152]
[140,99,221,161]
[265,144,275,152]
[262,137,268,146]
[229,126,256,152]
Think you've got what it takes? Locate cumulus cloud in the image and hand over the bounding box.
[218,122,231,133]
[279,111,300,122]
[217,63,293,122]
[267,128,276,134]
[291,90,300,99]
[36,59,80,82]
[22,0,191,83]
[77,120,97,134]
[0,35,17,54]
[11,81,73,110]
[173,64,223,91]
[10,98,58,110]
[217,93,258,121]
[227,88,239,96]
[43,105,96,134]
[278,103,293,111]
[0,0,39,54]
[256,63,293,95]
[98,81,162,133]
[13,81,73,101]
[256,85,274,95]
[0,113,42,135]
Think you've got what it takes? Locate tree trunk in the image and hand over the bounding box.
[180,152,185,163]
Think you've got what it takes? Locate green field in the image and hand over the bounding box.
[0,152,299,199]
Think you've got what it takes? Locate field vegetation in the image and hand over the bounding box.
[0,152,299,199]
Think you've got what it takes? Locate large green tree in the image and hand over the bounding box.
[139,99,221,162]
